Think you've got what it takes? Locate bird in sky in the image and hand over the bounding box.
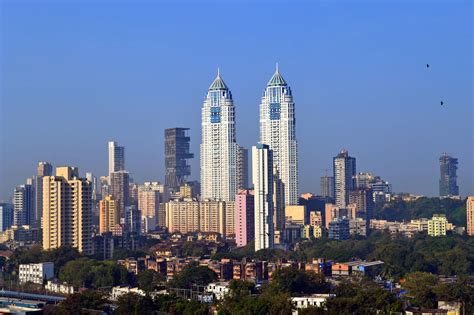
[426,64,430,68]
[441,101,444,106]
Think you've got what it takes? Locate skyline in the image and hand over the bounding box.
[1,1,472,201]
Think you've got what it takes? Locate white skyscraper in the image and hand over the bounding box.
[333,150,356,208]
[252,144,274,252]
[200,70,238,202]
[259,65,298,205]
[108,141,125,177]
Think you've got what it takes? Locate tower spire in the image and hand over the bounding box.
[276,62,279,72]
[217,67,220,77]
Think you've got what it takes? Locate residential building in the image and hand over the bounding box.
[99,195,120,234]
[34,162,53,228]
[0,203,13,232]
[165,128,194,193]
[285,205,306,225]
[273,171,286,232]
[309,211,323,227]
[253,144,274,251]
[467,196,474,236]
[45,279,75,294]
[13,180,35,227]
[349,218,367,236]
[85,172,98,201]
[108,141,125,178]
[259,65,298,205]
[200,70,239,202]
[42,167,92,254]
[165,199,199,234]
[439,153,459,197]
[333,150,356,208]
[237,146,249,189]
[125,205,141,234]
[325,203,356,229]
[428,214,448,237]
[328,218,350,240]
[291,295,335,315]
[19,262,54,285]
[234,189,254,247]
[348,188,374,223]
[138,184,161,219]
[320,175,334,200]
[110,170,130,218]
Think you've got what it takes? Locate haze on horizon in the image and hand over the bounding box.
[1,0,472,201]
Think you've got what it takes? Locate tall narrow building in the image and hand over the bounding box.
[252,144,274,252]
[34,162,53,228]
[237,146,249,189]
[13,179,35,227]
[439,154,459,197]
[109,171,130,219]
[165,128,194,193]
[467,196,474,236]
[200,70,238,201]
[320,175,335,200]
[42,167,92,254]
[108,141,125,177]
[99,195,119,234]
[259,65,298,205]
[333,150,356,208]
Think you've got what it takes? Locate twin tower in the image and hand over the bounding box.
[200,66,299,206]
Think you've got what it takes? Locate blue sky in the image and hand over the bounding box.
[1,0,472,201]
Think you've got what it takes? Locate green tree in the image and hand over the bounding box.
[269,268,330,295]
[49,290,110,314]
[402,272,439,308]
[138,269,165,293]
[115,292,156,315]
[169,261,218,289]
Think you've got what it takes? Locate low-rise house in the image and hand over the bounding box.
[111,285,145,301]
[206,282,230,300]
[45,279,75,295]
[291,294,336,315]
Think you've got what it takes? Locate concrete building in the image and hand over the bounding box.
[19,262,54,284]
[0,203,14,232]
[328,218,350,240]
[325,203,356,229]
[253,144,274,251]
[125,205,141,234]
[109,170,130,219]
[439,153,459,197]
[467,196,474,236]
[285,205,306,225]
[291,294,335,315]
[237,146,249,189]
[333,150,356,208]
[42,167,92,254]
[273,171,286,233]
[309,211,323,227]
[13,180,35,227]
[428,214,448,237]
[259,66,298,206]
[234,189,254,247]
[34,162,53,228]
[165,128,194,193]
[138,184,161,218]
[108,141,125,178]
[99,195,120,235]
[320,175,334,200]
[166,199,200,234]
[200,70,239,202]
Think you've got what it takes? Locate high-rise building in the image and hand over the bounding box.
[99,195,120,234]
[125,205,141,234]
[252,144,274,252]
[333,150,356,208]
[348,188,374,221]
[85,172,98,201]
[165,199,200,234]
[42,167,92,254]
[109,171,130,219]
[439,154,459,197]
[200,70,239,202]
[259,66,298,206]
[328,218,350,240]
[108,141,125,177]
[320,175,335,200]
[466,196,474,236]
[0,203,14,232]
[13,179,35,227]
[138,184,160,218]
[234,189,255,247]
[165,128,194,192]
[34,162,53,228]
[237,146,249,189]
[273,171,285,232]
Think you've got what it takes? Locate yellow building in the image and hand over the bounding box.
[313,225,323,238]
[427,214,448,237]
[42,167,92,254]
[285,205,306,225]
[99,195,120,234]
[467,197,474,236]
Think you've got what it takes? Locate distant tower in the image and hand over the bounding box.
[108,141,125,178]
[439,153,459,197]
[320,175,335,200]
[467,197,474,236]
[34,162,53,228]
[165,128,194,193]
[0,203,14,232]
[200,70,239,201]
[333,150,356,208]
[259,65,298,205]
[109,171,130,218]
[237,146,249,189]
[13,179,35,227]
[234,189,255,247]
[252,144,274,252]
